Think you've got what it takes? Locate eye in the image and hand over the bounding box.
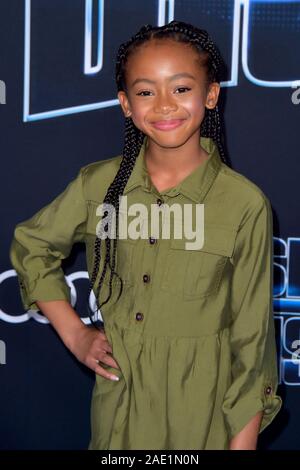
[175,87,191,94]
[136,90,153,96]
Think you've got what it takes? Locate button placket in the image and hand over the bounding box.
[131,196,160,330]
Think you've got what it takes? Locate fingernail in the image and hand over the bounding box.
[111,375,119,381]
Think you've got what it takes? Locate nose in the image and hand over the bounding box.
[153,92,178,114]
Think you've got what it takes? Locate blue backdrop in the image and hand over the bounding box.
[1,0,299,449]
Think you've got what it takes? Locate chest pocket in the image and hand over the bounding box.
[161,224,237,300]
[85,201,142,287]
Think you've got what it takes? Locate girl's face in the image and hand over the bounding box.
[118,39,220,149]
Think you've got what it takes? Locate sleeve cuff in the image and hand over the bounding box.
[222,385,282,440]
[18,276,71,312]
[259,384,283,434]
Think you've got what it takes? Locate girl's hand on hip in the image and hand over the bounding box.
[70,325,121,381]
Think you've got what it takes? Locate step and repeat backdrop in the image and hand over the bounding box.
[0,0,299,449]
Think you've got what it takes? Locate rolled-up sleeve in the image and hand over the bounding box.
[222,195,282,440]
[9,167,88,312]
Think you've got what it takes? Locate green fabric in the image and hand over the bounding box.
[10,136,282,449]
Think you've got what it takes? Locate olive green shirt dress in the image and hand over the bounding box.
[10,136,282,450]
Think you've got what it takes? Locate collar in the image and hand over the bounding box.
[123,135,222,203]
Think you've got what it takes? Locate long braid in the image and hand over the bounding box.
[86,20,228,328]
[86,117,144,327]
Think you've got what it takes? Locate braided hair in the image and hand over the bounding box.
[86,20,227,328]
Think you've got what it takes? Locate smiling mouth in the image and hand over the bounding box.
[151,119,186,131]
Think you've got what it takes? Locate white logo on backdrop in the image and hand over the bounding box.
[24,0,300,122]
[0,269,101,324]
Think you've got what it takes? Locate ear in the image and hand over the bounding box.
[205,82,220,110]
[117,91,132,118]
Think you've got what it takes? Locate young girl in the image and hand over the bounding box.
[10,20,282,450]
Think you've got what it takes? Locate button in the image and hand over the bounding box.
[135,312,144,321]
[143,274,150,283]
[156,198,163,206]
[169,189,178,195]
[265,386,272,396]
[149,237,157,245]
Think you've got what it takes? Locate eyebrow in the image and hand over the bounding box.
[131,73,196,87]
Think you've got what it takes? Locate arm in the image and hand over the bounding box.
[9,168,88,311]
[35,299,120,381]
[222,195,282,449]
[229,411,263,450]
[36,299,89,352]
[9,168,119,380]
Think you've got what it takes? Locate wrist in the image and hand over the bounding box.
[64,321,89,354]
